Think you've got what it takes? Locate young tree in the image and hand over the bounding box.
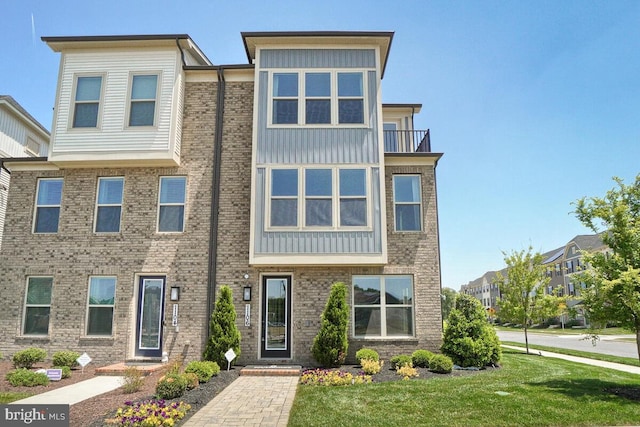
[311,282,349,367]
[203,285,241,367]
[494,247,552,354]
[573,175,640,362]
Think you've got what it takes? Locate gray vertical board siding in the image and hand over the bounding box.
[253,167,382,254]
[260,49,376,69]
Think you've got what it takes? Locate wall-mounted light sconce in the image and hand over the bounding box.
[170,286,180,301]
[243,286,251,301]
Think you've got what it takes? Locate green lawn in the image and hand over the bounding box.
[494,325,633,336]
[0,392,32,403]
[289,352,640,427]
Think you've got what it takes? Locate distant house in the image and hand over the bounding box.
[0,95,50,250]
[0,32,444,366]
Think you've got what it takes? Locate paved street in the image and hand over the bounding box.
[497,330,638,359]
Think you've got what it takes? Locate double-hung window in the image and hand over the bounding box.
[339,169,367,226]
[129,74,158,126]
[86,277,116,336]
[272,73,299,124]
[353,275,414,337]
[34,178,63,233]
[95,177,124,233]
[337,72,364,124]
[158,177,186,232]
[73,76,102,128]
[270,169,298,227]
[305,73,331,124]
[393,175,422,231]
[23,277,53,335]
[305,169,332,226]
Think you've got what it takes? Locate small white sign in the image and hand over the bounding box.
[76,352,92,367]
[172,304,179,327]
[46,369,63,381]
[225,348,236,362]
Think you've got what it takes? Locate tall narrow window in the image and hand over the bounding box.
[305,169,332,226]
[129,75,158,126]
[95,177,124,233]
[305,73,330,124]
[87,277,116,336]
[34,178,63,233]
[272,73,298,124]
[271,169,298,227]
[393,175,422,231]
[158,177,186,232]
[339,169,367,226]
[73,76,102,128]
[338,72,364,124]
[23,277,53,335]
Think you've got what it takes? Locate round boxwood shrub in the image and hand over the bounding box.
[6,368,50,387]
[12,348,47,369]
[390,354,413,370]
[185,360,220,383]
[52,350,80,368]
[412,350,434,368]
[155,373,188,399]
[355,348,379,364]
[53,366,71,379]
[429,354,453,374]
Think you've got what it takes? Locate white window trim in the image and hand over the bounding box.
[267,69,369,128]
[352,275,415,339]
[94,177,124,233]
[69,73,105,130]
[157,176,187,233]
[33,177,64,234]
[392,174,423,232]
[22,276,53,336]
[125,72,161,129]
[266,166,372,232]
[85,276,116,337]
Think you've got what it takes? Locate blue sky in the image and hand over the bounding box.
[2,1,639,290]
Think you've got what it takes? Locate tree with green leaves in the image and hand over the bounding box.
[494,247,553,354]
[311,282,349,367]
[573,175,640,362]
[441,287,457,322]
[203,285,241,367]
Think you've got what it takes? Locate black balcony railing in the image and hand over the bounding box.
[383,129,431,153]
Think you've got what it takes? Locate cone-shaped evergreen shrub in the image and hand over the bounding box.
[203,285,241,367]
[441,293,501,368]
[311,282,349,367]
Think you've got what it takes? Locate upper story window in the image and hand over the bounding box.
[393,175,422,231]
[128,74,158,127]
[34,178,63,233]
[73,76,102,128]
[271,71,365,126]
[95,177,124,233]
[269,167,368,230]
[158,176,186,233]
[23,277,53,335]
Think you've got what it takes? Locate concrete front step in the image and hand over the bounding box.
[240,365,302,376]
[95,361,165,376]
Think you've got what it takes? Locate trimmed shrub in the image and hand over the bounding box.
[360,358,383,375]
[412,350,434,368]
[6,368,50,387]
[312,282,349,367]
[185,361,220,383]
[429,354,454,373]
[355,348,379,364]
[155,373,188,399]
[203,285,241,367]
[184,372,199,390]
[390,354,412,370]
[53,366,71,379]
[12,348,47,369]
[121,366,144,393]
[52,350,80,368]
[441,294,501,368]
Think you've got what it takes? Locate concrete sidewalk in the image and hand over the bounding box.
[183,376,299,427]
[9,376,124,405]
[502,345,640,374]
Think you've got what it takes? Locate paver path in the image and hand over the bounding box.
[183,376,299,427]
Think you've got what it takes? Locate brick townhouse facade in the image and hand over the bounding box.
[0,32,443,366]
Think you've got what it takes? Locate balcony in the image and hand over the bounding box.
[383,130,431,153]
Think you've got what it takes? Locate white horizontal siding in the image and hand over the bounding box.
[0,109,49,157]
[52,49,179,155]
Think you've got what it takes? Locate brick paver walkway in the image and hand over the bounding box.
[183,376,299,427]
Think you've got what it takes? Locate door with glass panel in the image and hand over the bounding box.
[261,276,292,358]
[135,276,166,358]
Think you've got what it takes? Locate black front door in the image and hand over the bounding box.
[135,276,165,358]
[261,276,292,358]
